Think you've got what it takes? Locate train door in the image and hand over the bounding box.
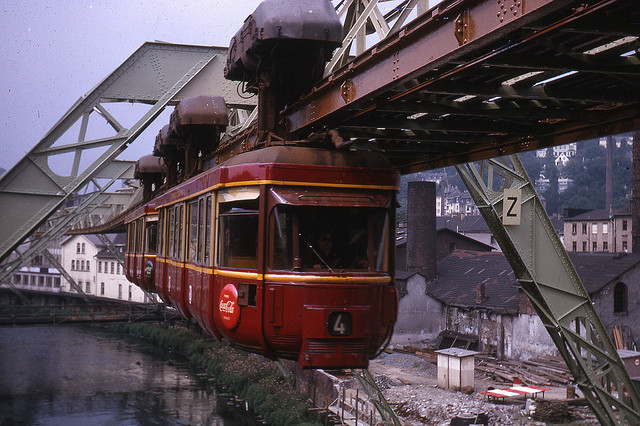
[166,202,190,318]
[135,217,144,283]
[212,187,263,350]
[141,214,157,291]
[185,196,217,336]
[200,194,219,337]
[125,221,135,283]
[155,208,169,300]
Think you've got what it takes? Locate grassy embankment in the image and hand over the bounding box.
[111,322,320,426]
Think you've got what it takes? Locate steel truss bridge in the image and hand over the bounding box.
[1,0,640,424]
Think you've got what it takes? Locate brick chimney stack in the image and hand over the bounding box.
[407,181,437,280]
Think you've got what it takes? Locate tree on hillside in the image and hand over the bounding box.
[559,140,631,211]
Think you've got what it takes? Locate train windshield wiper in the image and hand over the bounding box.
[301,234,334,272]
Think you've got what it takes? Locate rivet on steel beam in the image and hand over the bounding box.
[341,80,355,103]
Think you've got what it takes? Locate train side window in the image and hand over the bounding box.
[157,210,165,256]
[137,218,144,254]
[204,195,212,266]
[198,198,204,264]
[145,217,158,255]
[217,199,259,269]
[169,207,176,259]
[127,223,134,253]
[188,200,198,263]
[177,204,184,260]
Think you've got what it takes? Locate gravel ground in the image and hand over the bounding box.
[365,352,599,425]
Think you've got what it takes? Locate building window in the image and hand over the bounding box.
[623,241,628,252]
[117,264,121,275]
[593,241,597,252]
[85,282,91,293]
[582,241,587,251]
[571,223,577,234]
[39,276,44,286]
[614,282,628,314]
[622,220,628,231]
[87,262,90,272]
[46,277,52,287]
[101,282,105,295]
[603,241,608,252]
[582,223,587,234]
[81,260,85,271]
[118,284,122,299]
[603,223,608,234]
[82,243,86,254]
[14,274,21,284]
[54,277,60,287]
[71,260,75,270]
[111,262,115,274]
[128,285,132,301]
[98,261,102,273]
[572,241,577,251]
[77,242,81,254]
[592,223,598,234]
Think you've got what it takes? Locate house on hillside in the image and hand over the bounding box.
[563,205,632,253]
[393,250,640,360]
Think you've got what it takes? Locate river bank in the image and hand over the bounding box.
[0,324,261,425]
[110,322,322,426]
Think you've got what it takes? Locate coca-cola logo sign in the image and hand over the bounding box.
[219,283,240,329]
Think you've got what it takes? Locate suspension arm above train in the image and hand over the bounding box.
[455,155,640,426]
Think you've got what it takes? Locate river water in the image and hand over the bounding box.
[0,325,257,425]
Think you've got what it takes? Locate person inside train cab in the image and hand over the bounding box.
[305,231,342,270]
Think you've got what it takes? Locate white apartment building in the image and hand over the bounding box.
[61,234,150,303]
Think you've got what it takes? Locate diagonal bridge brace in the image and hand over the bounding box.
[456,155,640,425]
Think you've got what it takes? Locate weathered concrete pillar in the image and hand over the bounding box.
[407,181,437,280]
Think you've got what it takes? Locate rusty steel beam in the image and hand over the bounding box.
[283,0,571,135]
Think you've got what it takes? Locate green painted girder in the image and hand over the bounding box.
[456,155,640,425]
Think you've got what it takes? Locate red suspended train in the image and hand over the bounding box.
[125,0,399,369]
[125,144,399,368]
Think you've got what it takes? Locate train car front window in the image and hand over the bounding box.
[217,199,259,269]
[269,205,389,273]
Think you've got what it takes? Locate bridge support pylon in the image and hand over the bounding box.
[456,155,640,425]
